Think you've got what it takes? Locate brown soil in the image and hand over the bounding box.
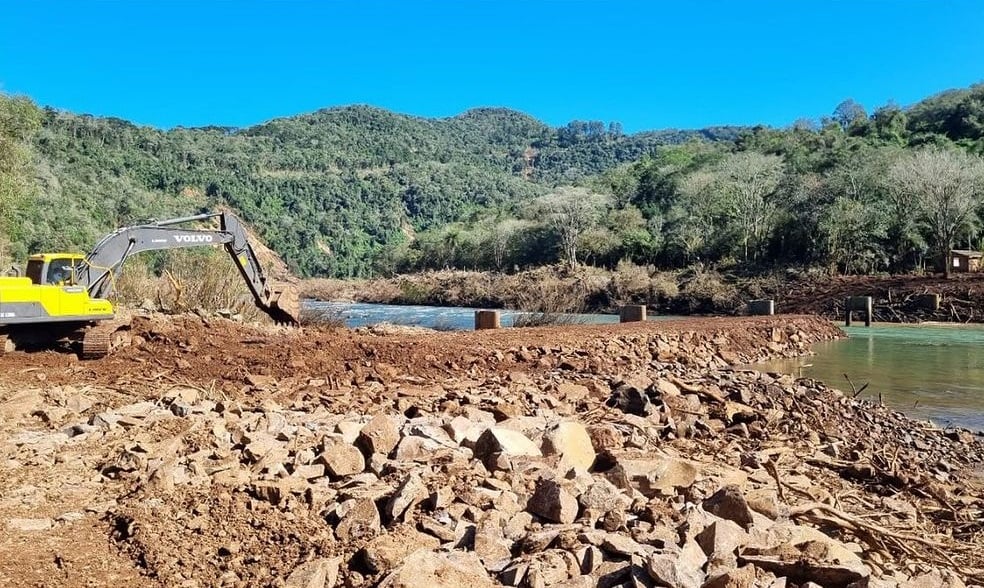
[0,314,980,587]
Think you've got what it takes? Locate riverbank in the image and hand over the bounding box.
[1,314,981,586]
[302,265,984,324]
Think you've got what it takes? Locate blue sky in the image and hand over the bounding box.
[1,1,982,132]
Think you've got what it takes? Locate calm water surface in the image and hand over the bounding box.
[755,324,984,431]
[304,301,682,331]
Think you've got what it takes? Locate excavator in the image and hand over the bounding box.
[0,211,300,359]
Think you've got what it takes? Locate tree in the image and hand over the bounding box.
[0,95,42,252]
[713,152,785,262]
[818,196,888,274]
[887,148,984,277]
[534,187,611,269]
[670,170,718,262]
[488,217,529,271]
[832,99,867,130]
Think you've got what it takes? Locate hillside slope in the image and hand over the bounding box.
[6,102,736,277]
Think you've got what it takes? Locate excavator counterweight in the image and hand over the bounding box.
[0,211,300,358]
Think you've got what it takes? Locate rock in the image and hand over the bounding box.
[418,516,456,542]
[696,519,749,570]
[556,383,589,402]
[601,533,650,557]
[380,550,495,588]
[336,421,363,444]
[320,439,366,477]
[606,384,652,416]
[358,414,401,457]
[655,379,681,397]
[243,432,283,462]
[590,561,632,587]
[500,561,529,586]
[364,527,441,574]
[473,525,513,569]
[703,485,755,528]
[394,435,442,462]
[66,393,95,414]
[900,569,966,588]
[385,473,427,521]
[542,421,596,471]
[527,478,579,524]
[702,565,757,588]
[335,497,381,542]
[574,545,604,574]
[285,557,341,588]
[292,464,326,480]
[445,415,478,445]
[503,512,534,541]
[607,454,700,496]
[740,538,869,587]
[560,576,597,588]
[473,427,541,467]
[525,551,575,586]
[0,389,44,419]
[744,488,783,519]
[646,539,706,588]
[7,518,53,531]
[586,424,622,452]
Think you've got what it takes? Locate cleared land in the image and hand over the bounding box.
[0,315,981,587]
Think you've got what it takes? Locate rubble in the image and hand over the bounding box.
[0,314,982,587]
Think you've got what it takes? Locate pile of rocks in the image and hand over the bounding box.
[2,316,982,587]
[75,366,979,587]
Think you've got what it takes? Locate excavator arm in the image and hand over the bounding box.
[77,212,299,325]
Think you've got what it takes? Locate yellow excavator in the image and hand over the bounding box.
[0,211,300,359]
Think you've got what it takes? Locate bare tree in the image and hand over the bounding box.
[535,187,611,270]
[714,152,785,262]
[672,170,717,261]
[489,218,529,270]
[887,148,984,277]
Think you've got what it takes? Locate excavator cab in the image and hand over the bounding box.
[25,254,85,286]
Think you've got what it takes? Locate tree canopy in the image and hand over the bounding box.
[2,82,984,278]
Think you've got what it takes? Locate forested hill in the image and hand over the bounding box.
[0,100,739,277]
[1,83,983,279]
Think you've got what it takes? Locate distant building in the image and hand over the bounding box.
[949,250,983,273]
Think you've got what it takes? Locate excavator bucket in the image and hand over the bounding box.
[259,282,301,326]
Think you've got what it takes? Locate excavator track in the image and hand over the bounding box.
[81,330,111,359]
[81,320,132,360]
[0,334,9,357]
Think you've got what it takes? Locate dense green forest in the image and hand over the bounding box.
[1,84,983,278]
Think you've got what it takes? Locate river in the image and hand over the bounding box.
[305,302,984,431]
[755,324,984,431]
[304,301,684,331]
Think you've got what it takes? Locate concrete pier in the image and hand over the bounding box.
[913,293,940,311]
[747,299,775,316]
[619,305,647,323]
[474,310,501,330]
[845,296,873,327]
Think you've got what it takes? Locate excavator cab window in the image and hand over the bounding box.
[46,259,77,285]
[26,259,44,284]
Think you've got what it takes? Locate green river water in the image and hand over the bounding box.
[755,323,984,431]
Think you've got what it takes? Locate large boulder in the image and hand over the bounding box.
[541,421,596,471]
[379,550,495,588]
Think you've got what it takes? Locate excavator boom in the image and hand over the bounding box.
[78,211,299,325]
